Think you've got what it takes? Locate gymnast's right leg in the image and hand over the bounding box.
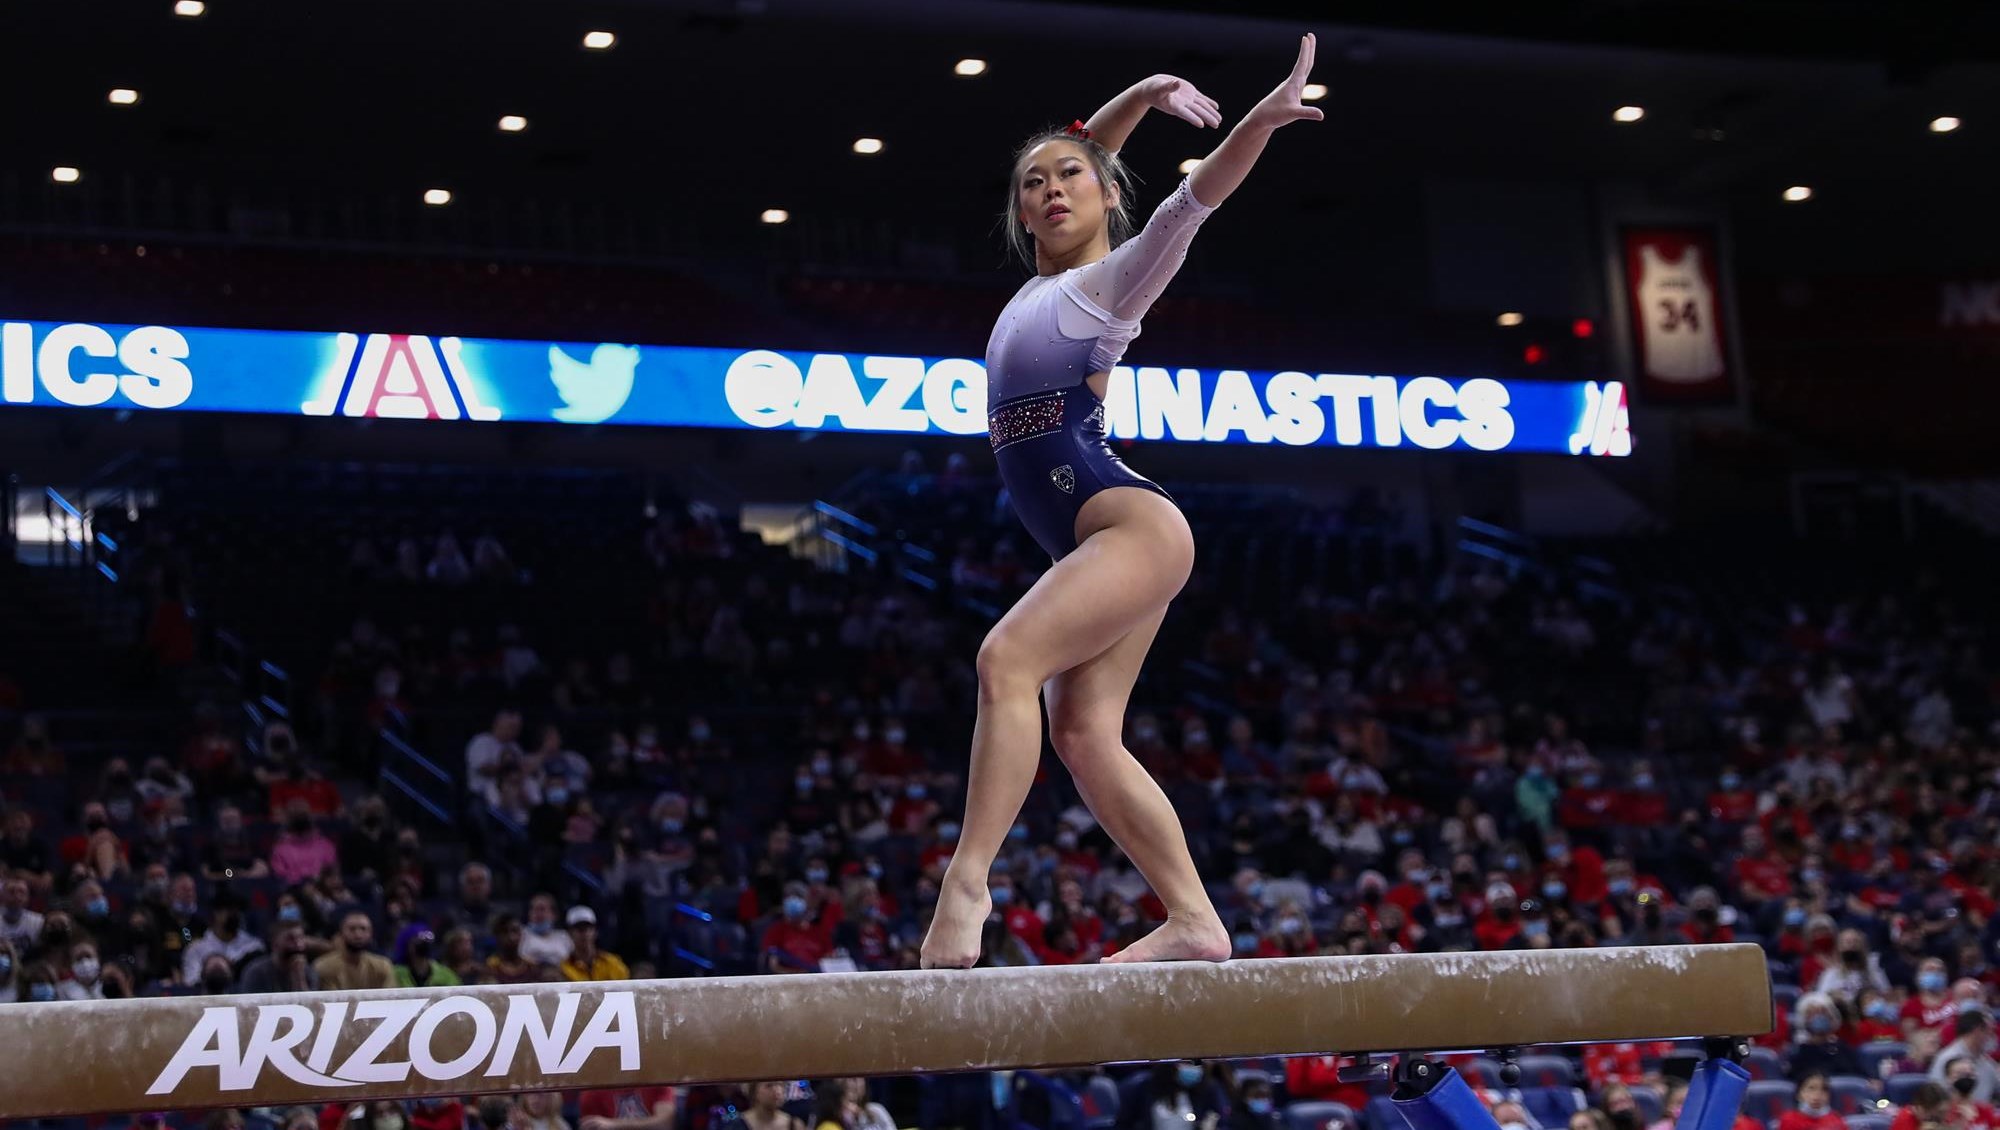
[921,502,1195,969]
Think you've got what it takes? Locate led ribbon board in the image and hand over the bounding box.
[0,319,1631,455]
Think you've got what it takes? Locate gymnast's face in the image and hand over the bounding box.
[1016,141,1117,259]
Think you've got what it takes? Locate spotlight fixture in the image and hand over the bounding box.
[1930,116,1961,133]
[1612,105,1645,123]
[1782,185,1812,202]
[1178,158,1201,174]
[954,59,987,77]
[52,167,81,184]
[1302,84,1327,101]
[173,0,205,16]
[1496,312,1524,327]
[424,188,453,206]
[109,88,141,106]
[761,209,790,224]
[852,137,884,155]
[582,30,616,50]
[499,115,528,132]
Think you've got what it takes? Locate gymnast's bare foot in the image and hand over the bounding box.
[921,878,992,969]
[1104,911,1231,964]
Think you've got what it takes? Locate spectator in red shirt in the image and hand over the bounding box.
[1708,770,1756,823]
[1797,915,1840,987]
[1544,831,1608,906]
[760,882,832,974]
[1475,884,1523,950]
[578,1086,676,1130]
[1732,827,1792,904]
[1886,1083,1951,1130]
[409,1099,464,1130]
[1849,990,1903,1044]
[1679,888,1737,946]
[1903,958,1960,1039]
[1284,1056,1374,1112]
[993,873,1044,952]
[1777,1074,1848,1130]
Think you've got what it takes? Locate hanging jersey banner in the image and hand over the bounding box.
[1622,228,1734,404]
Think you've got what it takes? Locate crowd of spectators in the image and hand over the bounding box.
[1,461,1996,1130]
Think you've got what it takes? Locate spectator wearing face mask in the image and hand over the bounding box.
[762,882,834,973]
[201,804,271,881]
[1814,929,1890,1004]
[271,803,341,885]
[19,960,59,1002]
[1476,884,1523,950]
[1849,989,1902,1044]
[239,923,319,994]
[1777,1074,1847,1130]
[1904,958,1961,1040]
[1679,887,1736,946]
[520,893,574,967]
[1790,992,1864,1079]
[561,906,630,981]
[1119,1062,1228,1130]
[194,953,238,995]
[394,929,460,987]
[1931,1010,1999,1103]
[1489,1100,1538,1130]
[59,940,105,1000]
[1227,1077,1280,1130]
[313,911,396,990]
[182,904,266,986]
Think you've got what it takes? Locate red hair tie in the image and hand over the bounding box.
[1064,119,1093,141]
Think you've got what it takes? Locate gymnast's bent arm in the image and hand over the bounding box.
[1084,74,1222,154]
[1071,34,1323,325]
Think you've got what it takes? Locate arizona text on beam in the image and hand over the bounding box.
[0,945,1773,1119]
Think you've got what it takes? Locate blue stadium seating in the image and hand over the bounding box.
[1885,1075,1932,1106]
[1520,1087,1587,1128]
[1742,1047,1786,1082]
[1285,1101,1357,1130]
[1081,1075,1120,1130]
[1828,1076,1881,1116]
[1629,1085,1664,1126]
[1514,1056,1577,1089]
[1742,1080,1798,1125]
[1855,1042,1906,1082]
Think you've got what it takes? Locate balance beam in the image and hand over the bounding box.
[0,944,1770,1118]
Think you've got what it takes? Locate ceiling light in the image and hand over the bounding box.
[1302,83,1327,102]
[1782,185,1812,202]
[109,88,141,106]
[424,188,452,206]
[954,58,987,77]
[1930,116,1961,133]
[582,30,616,50]
[1612,105,1645,123]
[52,167,81,184]
[1178,158,1202,174]
[852,137,884,155]
[761,209,790,225]
[499,115,528,132]
[1496,312,1524,327]
[173,0,205,15]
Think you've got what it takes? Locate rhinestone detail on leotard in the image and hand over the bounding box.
[987,391,1066,451]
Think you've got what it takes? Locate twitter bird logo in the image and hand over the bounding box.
[549,343,639,424]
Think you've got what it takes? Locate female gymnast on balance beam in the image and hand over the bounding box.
[922,34,1324,969]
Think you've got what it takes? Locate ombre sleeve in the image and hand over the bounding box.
[1063,176,1216,327]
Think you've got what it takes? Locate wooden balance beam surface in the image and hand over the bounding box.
[0,944,1771,1118]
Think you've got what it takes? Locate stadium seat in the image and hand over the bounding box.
[1459,1059,1504,1089]
[1885,1075,1932,1106]
[1742,1081,1798,1125]
[1846,1115,1892,1130]
[1081,1075,1120,1130]
[1514,1055,1576,1088]
[1828,1076,1880,1116]
[1629,1085,1664,1126]
[1521,1087,1586,1128]
[1772,985,1802,1015]
[1285,1101,1357,1130]
[1856,1042,1905,1081]
[1742,1046,1786,1081]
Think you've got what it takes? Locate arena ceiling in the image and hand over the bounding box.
[1,0,1996,275]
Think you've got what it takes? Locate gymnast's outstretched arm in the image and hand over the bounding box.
[1084,74,1222,154]
[1070,34,1322,325]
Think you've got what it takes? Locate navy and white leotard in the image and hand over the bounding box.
[983,176,1216,560]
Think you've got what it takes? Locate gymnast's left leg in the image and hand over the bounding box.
[1046,607,1230,963]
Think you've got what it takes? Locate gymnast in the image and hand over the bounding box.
[923,35,1324,968]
